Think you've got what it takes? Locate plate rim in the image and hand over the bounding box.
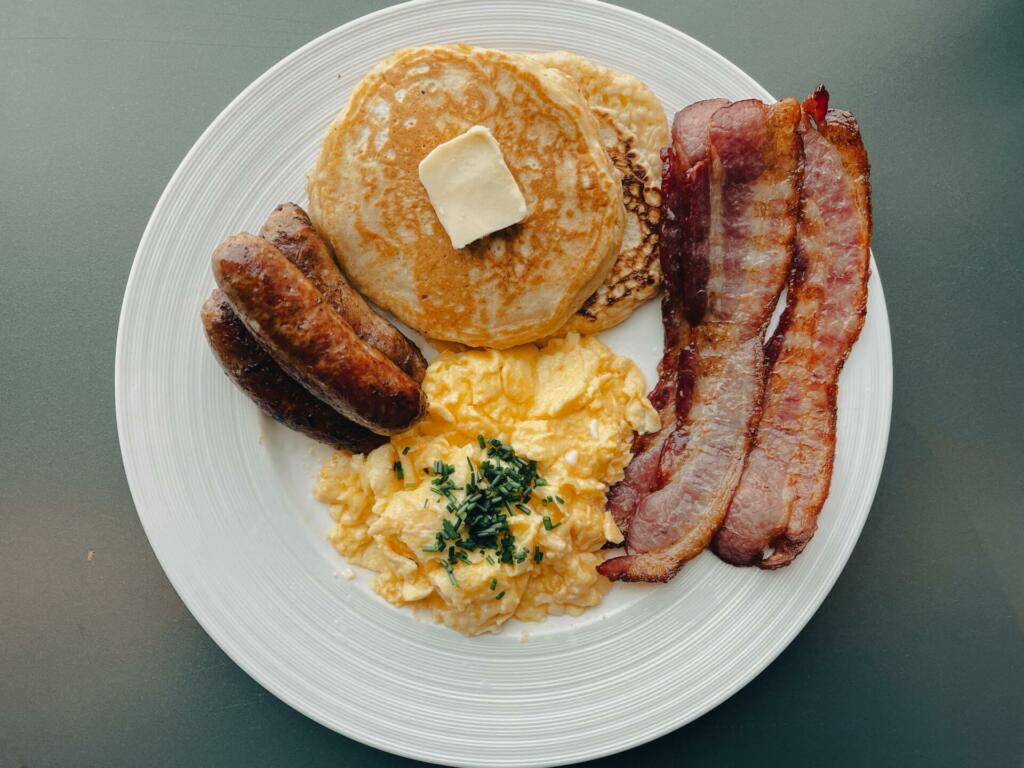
[115,0,894,764]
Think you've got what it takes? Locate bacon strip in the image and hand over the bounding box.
[600,99,802,582]
[713,97,872,569]
[606,100,728,538]
[606,144,688,533]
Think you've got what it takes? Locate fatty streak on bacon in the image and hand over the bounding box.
[599,99,802,582]
[713,98,872,568]
[605,100,723,537]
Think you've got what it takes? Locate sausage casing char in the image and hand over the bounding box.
[212,233,426,435]
[201,290,386,452]
[259,203,428,382]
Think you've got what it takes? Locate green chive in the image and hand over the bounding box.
[489,578,497,591]
[495,591,505,600]
[417,437,554,585]
[393,462,404,481]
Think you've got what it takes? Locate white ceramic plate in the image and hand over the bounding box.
[116,1,892,765]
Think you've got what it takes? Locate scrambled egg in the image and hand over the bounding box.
[315,333,659,635]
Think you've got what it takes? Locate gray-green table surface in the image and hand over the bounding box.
[3,0,1022,765]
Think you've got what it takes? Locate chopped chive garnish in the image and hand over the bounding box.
[534,546,544,564]
[489,578,498,591]
[402,446,411,455]
[542,516,561,531]
[393,462,404,481]
[495,591,505,600]
[439,559,458,586]
[555,496,565,504]
[419,437,549,585]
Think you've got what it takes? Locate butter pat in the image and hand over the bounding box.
[418,125,527,249]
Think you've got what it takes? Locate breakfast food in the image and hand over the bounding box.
[197,36,873,630]
[714,89,872,568]
[605,143,691,535]
[212,233,426,434]
[534,51,668,335]
[557,107,662,335]
[671,97,729,168]
[416,124,529,250]
[531,50,668,181]
[307,44,626,348]
[602,89,871,581]
[600,99,803,582]
[259,203,427,382]
[315,334,659,634]
[202,204,427,447]
[604,102,736,534]
[201,290,386,452]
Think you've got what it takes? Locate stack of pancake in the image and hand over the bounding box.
[308,45,667,349]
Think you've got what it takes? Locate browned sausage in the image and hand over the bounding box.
[259,203,428,382]
[212,234,426,434]
[200,290,386,452]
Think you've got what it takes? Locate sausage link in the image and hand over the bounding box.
[201,290,386,453]
[259,203,428,382]
[212,234,425,434]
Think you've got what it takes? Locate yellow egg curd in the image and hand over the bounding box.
[314,333,659,635]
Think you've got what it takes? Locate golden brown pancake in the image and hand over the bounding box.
[530,51,668,188]
[308,45,625,349]
[530,51,668,334]
[556,108,661,335]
